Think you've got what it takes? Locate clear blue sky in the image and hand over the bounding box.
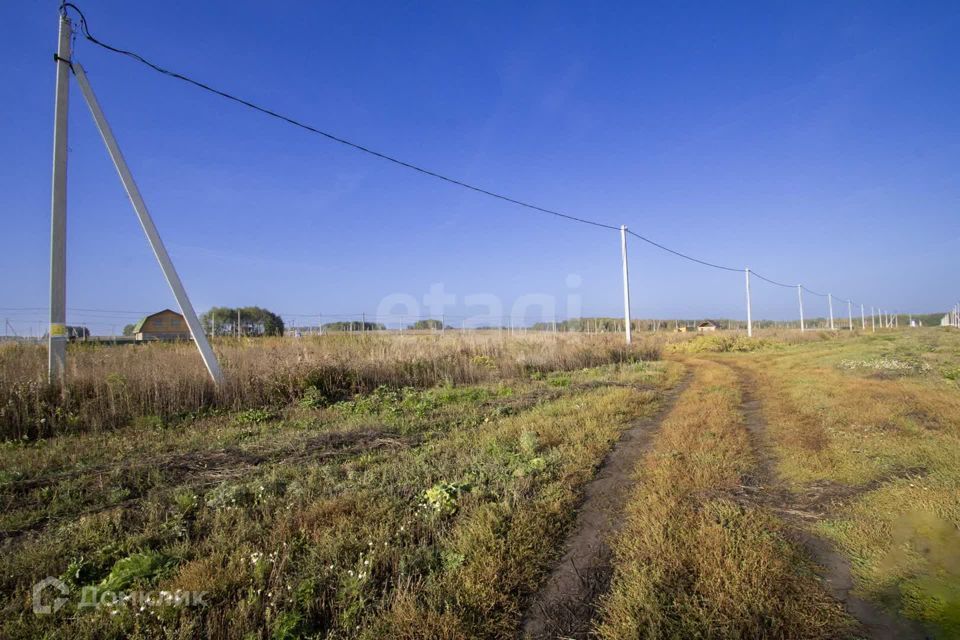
[2,1,958,333]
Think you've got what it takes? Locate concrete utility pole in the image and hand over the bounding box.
[861,303,866,330]
[871,307,876,332]
[620,225,632,345]
[797,285,805,332]
[828,294,835,330]
[847,299,853,331]
[74,63,224,384]
[745,268,753,337]
[48,11,71,385]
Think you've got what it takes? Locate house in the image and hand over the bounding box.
[675,325,689,333]
[696,321,718,333]
[133,309,191,341]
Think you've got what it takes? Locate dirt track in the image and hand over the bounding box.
[728,360,931,640]
[520,373,689,639]
[522,358,931,639]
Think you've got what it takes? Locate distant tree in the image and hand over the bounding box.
[322,321,386,332]
[409,319,446,330]
[201,306,285,337]
[122,323,136,336]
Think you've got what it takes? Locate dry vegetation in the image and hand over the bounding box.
[0,333,659,440]
[735,329,960,636]
[2,328,958,638]
[0,333,673,639]
[596,358,850,638]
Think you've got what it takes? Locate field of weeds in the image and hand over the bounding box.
[0,334,674,639]
[2,328,957,639]
[0,333,660,440]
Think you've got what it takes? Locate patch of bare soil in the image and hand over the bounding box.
[520,374,689,639]
[729,362,932,640]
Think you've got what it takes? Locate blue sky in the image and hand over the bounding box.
[2,1,958,333]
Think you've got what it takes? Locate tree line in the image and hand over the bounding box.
[201,306,285,337]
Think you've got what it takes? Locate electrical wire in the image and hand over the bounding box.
[55,3,877,315]
[801,286,828,298]
[59,3,618,232]
[625,230,741,272]
[750,271,795,288]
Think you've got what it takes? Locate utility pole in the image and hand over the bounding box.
[48,10,72,385]
[847,299,853,331]
[828,294,835,330]
[797,285,805,332]
[871,306,876,332]
[620,225,632,345]
[861,303,866,330]
[73,63,224,383]
[237,309,241,338]
[745,268,753,337]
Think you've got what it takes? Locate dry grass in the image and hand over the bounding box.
[596,358,851,639]
[0,357,679,639]
[0,332,660,440]
[733,328,960,636]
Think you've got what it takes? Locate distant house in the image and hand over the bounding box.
[675,325,689,333]
[697,321,718,333]
[133,309,191,341]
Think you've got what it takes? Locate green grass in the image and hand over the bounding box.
[735,328,960,636]
[0,359,678,639]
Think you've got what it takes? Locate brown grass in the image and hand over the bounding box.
[596,358,851,638]
[0,332,660,440]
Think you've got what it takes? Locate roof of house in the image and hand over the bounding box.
[132,309,182,333]
[697,320,717,327]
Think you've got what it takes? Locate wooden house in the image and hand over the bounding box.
[696,321,718,333]
[133,309,191,341]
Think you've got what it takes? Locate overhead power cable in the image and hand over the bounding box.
[750,271,794,288]
[59,3,617,232]
[625,230,740,272]
[56,3,870,310]
[801,286,828,298]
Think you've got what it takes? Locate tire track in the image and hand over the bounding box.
[727,361,931,640]
[520,371,690,639]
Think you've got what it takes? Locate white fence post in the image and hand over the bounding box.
[745,268,753,338]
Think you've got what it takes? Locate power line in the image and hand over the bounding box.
[55,3,877,319]
[60,3,618,233]
[801,286,829,298]
[625,230,741,272]
[750,271,794,289]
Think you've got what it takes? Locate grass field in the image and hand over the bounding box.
[1,328,957,638]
